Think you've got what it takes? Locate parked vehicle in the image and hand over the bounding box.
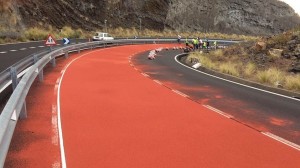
[92,32,114,41]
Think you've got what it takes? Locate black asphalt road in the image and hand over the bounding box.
[133,49,300,145]
[0,39,88,72]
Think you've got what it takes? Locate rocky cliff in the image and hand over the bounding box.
[1,0,300,36]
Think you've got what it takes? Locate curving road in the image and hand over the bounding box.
[4,44,300,167]
[132,49,300,145]
[0,39,88,72]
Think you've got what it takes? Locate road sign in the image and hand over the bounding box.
[63,38,70,45]
[45,34,57,46]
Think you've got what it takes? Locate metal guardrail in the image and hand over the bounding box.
[0,38,182,166]
[0,38,239,166]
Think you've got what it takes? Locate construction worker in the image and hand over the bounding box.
[185,38,189,47]
[213,41,217,50]
[203,41,207,49]
[192,38,197,51]
[195,38,199,50]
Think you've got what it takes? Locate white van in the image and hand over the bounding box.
[92,32,114,41]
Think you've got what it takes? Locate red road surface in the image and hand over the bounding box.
[59,45,300,167]
[5,44,300,167]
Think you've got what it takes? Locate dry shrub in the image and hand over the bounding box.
[193,52,218,70]
[219,62,239,77]
[59,26,82,39]
[244,62,256,77]
[24,27,49,41]
[284,75,300,91]
[257,68,284,85]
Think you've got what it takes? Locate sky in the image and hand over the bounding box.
[280,0,300,15]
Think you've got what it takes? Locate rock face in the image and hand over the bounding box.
[166,0,300,35]
[2,0,300,35]
[0,0,24,38]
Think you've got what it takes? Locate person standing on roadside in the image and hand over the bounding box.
[177,35,181,44]
[199,38,203,49]
[192,38,196,51]
[213,40,217,50]
[185,37,189,47]
[195,38,199,50]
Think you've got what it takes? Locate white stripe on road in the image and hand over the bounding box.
[153,80,163,85]
[203,105,233,119]
[19,48,27,51]
[262,132,300,151]
[57,48,111,168]
[0,51,7,54]
[38,46,45,48]
[141,73,149,77]
[10,50,17,52]
[29,47,36,49]
[172,89,189,98]
[174,54,300,102]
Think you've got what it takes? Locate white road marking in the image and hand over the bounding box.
[57,48,110,168]
[52,105,59,146]
[153,80,163,85]
[262,132,300,151]
[19,48,27,51]
[141,73,149,77]
[10,50,17,52]
[174,54,300,102]
[38,46,45,48]
[172,89,189,98]
[203,105,233,119]
[29,47,36,49]
[0,51,7,54]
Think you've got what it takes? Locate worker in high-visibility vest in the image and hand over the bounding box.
[195,38,199,50]
[213,41,217,50]
[203,41,207,49]
[185,38,189,46]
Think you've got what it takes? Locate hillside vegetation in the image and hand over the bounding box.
[187,26,300,92]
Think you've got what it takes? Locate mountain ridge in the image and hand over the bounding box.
[1,0,300,36]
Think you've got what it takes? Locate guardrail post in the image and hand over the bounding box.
[78,48,81,54]
[19,103,27,119]
[10,67,18,90]
[65,52,69,59]
[10,67,27,119]
[33,55,44,81]
[51,57,56,67]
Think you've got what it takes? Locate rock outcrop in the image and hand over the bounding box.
[1,0,300,35]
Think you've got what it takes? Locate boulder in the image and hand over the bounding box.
[268,48,283,58]
[255,41,267,51]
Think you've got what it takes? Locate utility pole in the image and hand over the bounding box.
[139,17,142,36]
[104,19,107,32]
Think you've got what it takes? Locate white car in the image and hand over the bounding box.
[92,32,114,41]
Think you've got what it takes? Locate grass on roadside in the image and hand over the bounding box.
[219,62,240,77]
[285,75,300,91]
[0,25,258,44]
